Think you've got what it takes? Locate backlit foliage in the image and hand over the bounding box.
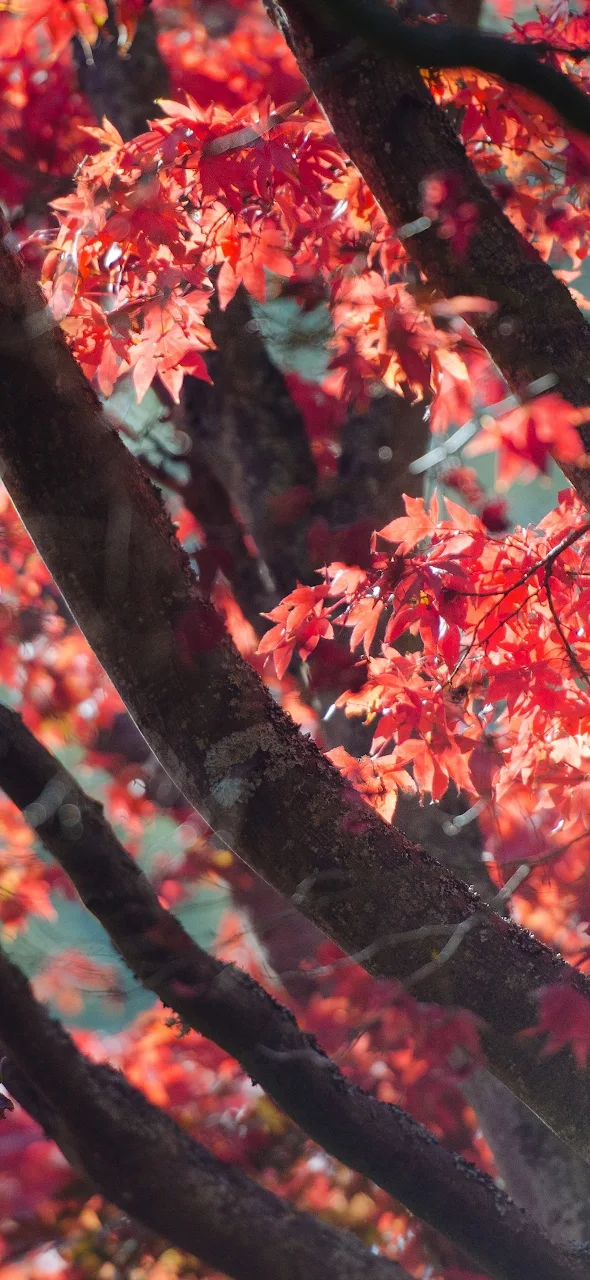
[1,0,590,1276]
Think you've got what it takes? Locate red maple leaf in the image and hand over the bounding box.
[522,984,590,1069]
[467,392,589,487]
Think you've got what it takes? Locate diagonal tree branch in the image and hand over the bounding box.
[2,229,590,1164]
[264,0,590,508]
[301,0,590,136]
[2,703,586,1280]
[141,440,273,633]
[65,2,590,1231]
[0,950,412,1280]
[182,288,430,603]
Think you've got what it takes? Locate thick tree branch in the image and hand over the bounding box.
[2,705,585,1280]
[67,4,590,1229]
[266,0,590,507]
[324,393,429,542]
[302,0,590,136]
[0,951,411,1280]
[2,235,590,1164]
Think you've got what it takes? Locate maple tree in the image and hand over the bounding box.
[4,0,590,1278]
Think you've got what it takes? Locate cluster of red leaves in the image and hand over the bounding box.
[40,92,447,410]
[0,2,110,63]
[258,485,590,877]
[4,0,590,1273]
[0,888,494,1280]
[28,0,520,426]
[0,488,218,936]
[0,459,500,1275]
[0,1,146,61]
[153,0,303,114]
[259,481,590,1065]
[0,488,117,747]
[6,0,590,488]
[108,908,491,1276]
[523,983,590,1069]
[429,6,590,279]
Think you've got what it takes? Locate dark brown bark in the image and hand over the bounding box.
[13,0,583,1255]
[0,950,411,1280]
[326,392,429,539]
[3,234,590,1164]
[264,0,590,507]
[3,704,586,1280]
[293,0,590,138]
[394,787,495,903]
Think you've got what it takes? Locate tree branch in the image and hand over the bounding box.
[142,427,273,633]
[183,290,432,601]
[0,950,412,1280]
[182,286,319,599]
[2,232,590,1165]
[265,0,590,508]
[2,704,586,1280]
[300,0,590,137]
[66,5,590,1229]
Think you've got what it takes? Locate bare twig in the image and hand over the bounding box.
[405,864,531,988]
[203,93,311,156]
[446,518,590,683]
[409,374,559,476]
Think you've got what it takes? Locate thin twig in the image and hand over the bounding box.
[544,564,590,685]
[446,514,590,683]
[409,374,559,476]
[0,705,581,1280]
[405,863,531,989]
[203,93,312,156]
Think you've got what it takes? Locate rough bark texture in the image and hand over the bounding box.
[143,420,273,634]
[254,1,590,1211]
[394,787,495,903]
[0,950,411,1280]
[3,704,586,1280]
[325,392,429,540]
[265,0,590,507]
[4,237,590,1164]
